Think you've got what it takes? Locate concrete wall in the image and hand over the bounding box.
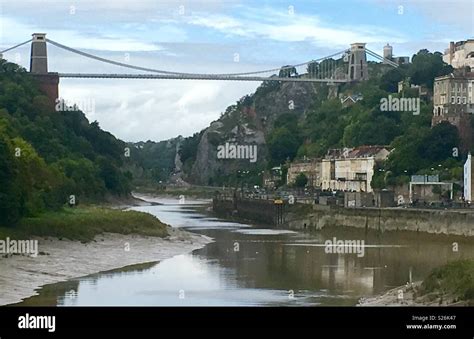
[213,198,474,236]
[286,206,474,237]
[213,198,278,225]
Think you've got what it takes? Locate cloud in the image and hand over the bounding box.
[0,16,162,51]
[184,8,407,48]
[2,0,469,144]
[59,78,258,142]
[368,0,474,35]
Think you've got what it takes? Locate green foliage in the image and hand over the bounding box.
[409,50,453,88]
[379,68,405,93]
[301,99,347,157]
[0,60,132,226]
[385,122,460,177]
[296,49,460,188]
[278,65,298,78]
[420,260,474,302]
[267,127,300,166]
[307,61,319,77]
[0,134,23,225]
[0,207,168,242]
[294,173,308,188]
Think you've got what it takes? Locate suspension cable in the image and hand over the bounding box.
[46,38,348,77]
[366,48,399,67]
[0,39,33,54]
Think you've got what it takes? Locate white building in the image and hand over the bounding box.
[321,146,391,193]
[443,40,474,71]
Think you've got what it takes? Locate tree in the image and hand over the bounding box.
[267,127,300,166]
[294,173,308,188]
[279,65,298,78]
[380,68,404,93]
[409,50,453,88]
[307,61,319,77]
[0,135,23,226]
[417,121,460,163]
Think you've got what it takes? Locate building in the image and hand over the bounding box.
[287,159,321,187]
[432,71,474,150]
[263,166,282,189]
[409,175,453,203]
[398,78,430,100]
[392,56,410,65]
[443,40,474,71]
[382,43,409,65]
[464,153,474,203]
[321,146,391,193]
[383,43,393,60]
[340,93,363,107]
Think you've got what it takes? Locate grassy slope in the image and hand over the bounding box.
[419,260,474,303]
[0,207,168,242]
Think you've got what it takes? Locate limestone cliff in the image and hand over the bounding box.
[189,81,328,185]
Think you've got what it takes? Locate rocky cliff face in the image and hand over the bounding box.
[189,81,326,185]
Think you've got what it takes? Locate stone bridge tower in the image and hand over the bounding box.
[348,43,368,81]
[30,33,59,109]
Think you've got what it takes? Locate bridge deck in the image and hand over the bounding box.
[57,73,349,83]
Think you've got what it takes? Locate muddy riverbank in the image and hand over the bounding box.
[0,227,212,306]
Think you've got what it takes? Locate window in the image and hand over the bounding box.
[458,97,461,104]
[451,96,456,104]
[463,97,467,104]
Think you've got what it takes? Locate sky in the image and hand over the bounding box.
[0,0,473,142]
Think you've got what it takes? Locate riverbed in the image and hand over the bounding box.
[14,197,474,306]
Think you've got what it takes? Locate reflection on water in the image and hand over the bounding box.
[18,198,474,306]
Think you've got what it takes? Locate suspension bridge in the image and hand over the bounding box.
[1,33,398,83]
[0,33,399,107]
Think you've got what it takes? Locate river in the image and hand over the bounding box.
[17,198,474,306]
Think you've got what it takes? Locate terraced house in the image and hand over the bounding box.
[432,70,474,150]
[321,146,391,193]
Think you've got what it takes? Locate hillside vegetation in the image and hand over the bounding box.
[0,60,132,227]
[134,49,467,189]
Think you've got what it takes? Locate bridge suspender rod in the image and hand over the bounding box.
[0,39,33,54]
[46,38,348,78]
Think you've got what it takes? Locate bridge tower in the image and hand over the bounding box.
[347,43,368,81]
[30,33,59,110]
[30,33,48,73]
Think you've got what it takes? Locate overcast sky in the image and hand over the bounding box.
[1,0,473,142]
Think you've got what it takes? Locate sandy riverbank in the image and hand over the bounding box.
[0,227,213,306]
